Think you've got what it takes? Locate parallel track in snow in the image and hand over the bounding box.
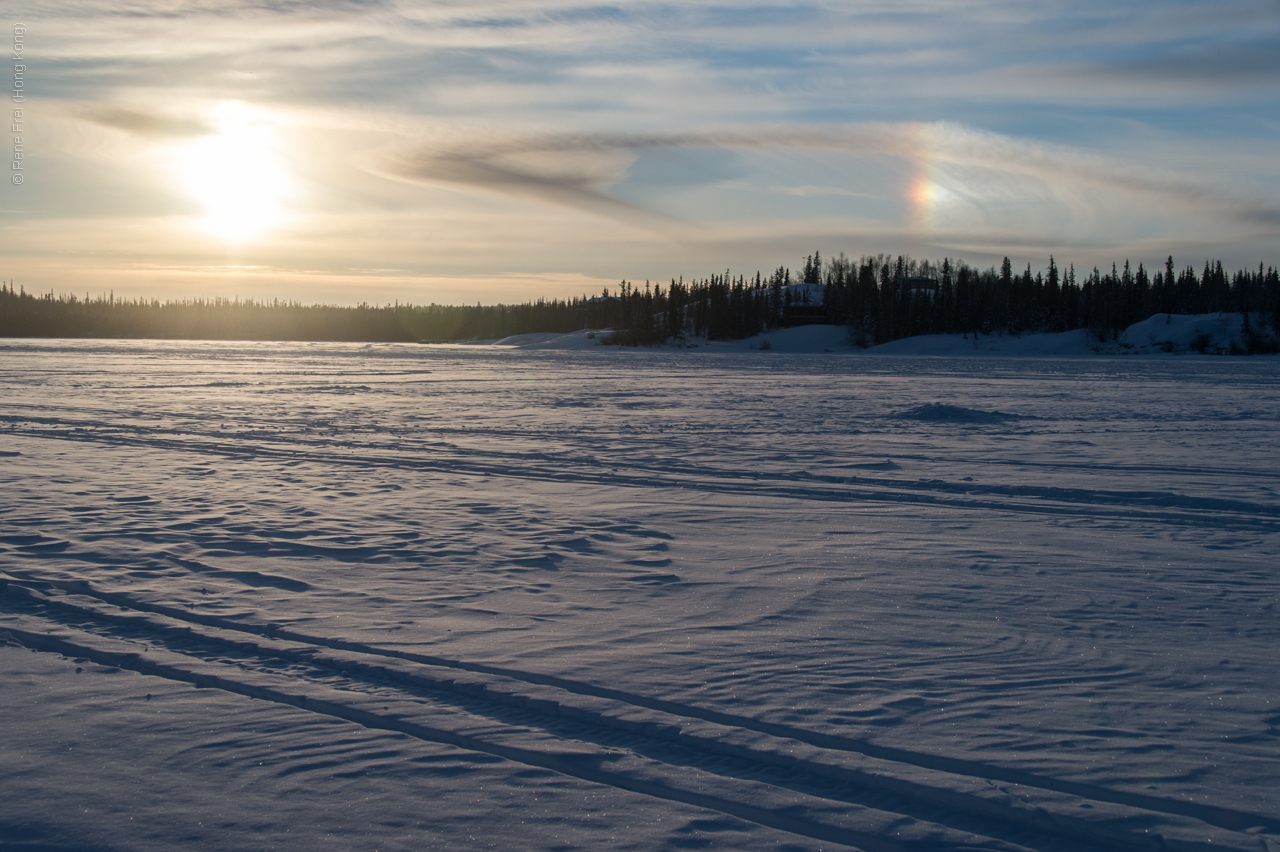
[2,573,1273,852]
[4,417,1279,532]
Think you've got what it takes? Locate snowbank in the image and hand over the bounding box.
[485,325,857,353]
[680,324,856,353]
[863,313,1275,357]
[436,313,1277,357]
[864,328,1097,357]
[894,402,1024,423]
[1118,312,1247,354]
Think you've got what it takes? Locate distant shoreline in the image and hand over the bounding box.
[3,254,1277,351]
[3,312,1276,358]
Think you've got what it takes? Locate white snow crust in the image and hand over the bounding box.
[2,339,1278,851]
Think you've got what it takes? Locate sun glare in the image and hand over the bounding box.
[178,103,292,242]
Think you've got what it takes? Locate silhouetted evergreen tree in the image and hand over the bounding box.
[2,252,1275,348]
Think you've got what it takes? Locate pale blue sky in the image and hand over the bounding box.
[3,1,1277,303]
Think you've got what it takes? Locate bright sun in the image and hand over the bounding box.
[178,103,292,242]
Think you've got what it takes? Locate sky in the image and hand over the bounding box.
[2,0,1278,305]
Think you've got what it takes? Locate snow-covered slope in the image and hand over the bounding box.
[462,313,1277,358]
[487,325,857,353]
[2,340,1278,851]
[1118,312,1247,354]
[863,314,1276,357]
[683,323,857,353]
[863,328,1097,357]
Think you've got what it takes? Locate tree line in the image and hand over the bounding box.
[818,254,1280,345]
[2,253,1277,346]
[0,290,584,342]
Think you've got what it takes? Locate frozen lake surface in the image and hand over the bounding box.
[2,340,1278,851]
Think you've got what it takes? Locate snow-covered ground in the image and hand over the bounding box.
[2,339,1279,851]
[867,314,1274,358]
[478,312,1277,357]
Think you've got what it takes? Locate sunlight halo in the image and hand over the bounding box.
[176,103,293,243]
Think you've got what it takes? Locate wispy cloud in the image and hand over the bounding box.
[375,123,1280,235]
[5,0,1277,301]
[81,107,214,138]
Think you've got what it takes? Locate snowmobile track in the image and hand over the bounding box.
[4,417,1279,533]
[2,573,1273,852]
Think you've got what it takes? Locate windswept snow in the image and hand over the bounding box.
[2,339,1279,851]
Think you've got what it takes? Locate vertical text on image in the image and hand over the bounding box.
[12,22,25,185]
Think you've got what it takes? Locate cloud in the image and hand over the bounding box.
[7,0,1279,302]
[27,0,1280,121]
[919,123,1280,231]
[82,107,214,138]
[376,132,679,229]
[372,122,1280,240]
[1110,40,1280,84]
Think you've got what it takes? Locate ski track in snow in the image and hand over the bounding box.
[1,339,1279,851]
